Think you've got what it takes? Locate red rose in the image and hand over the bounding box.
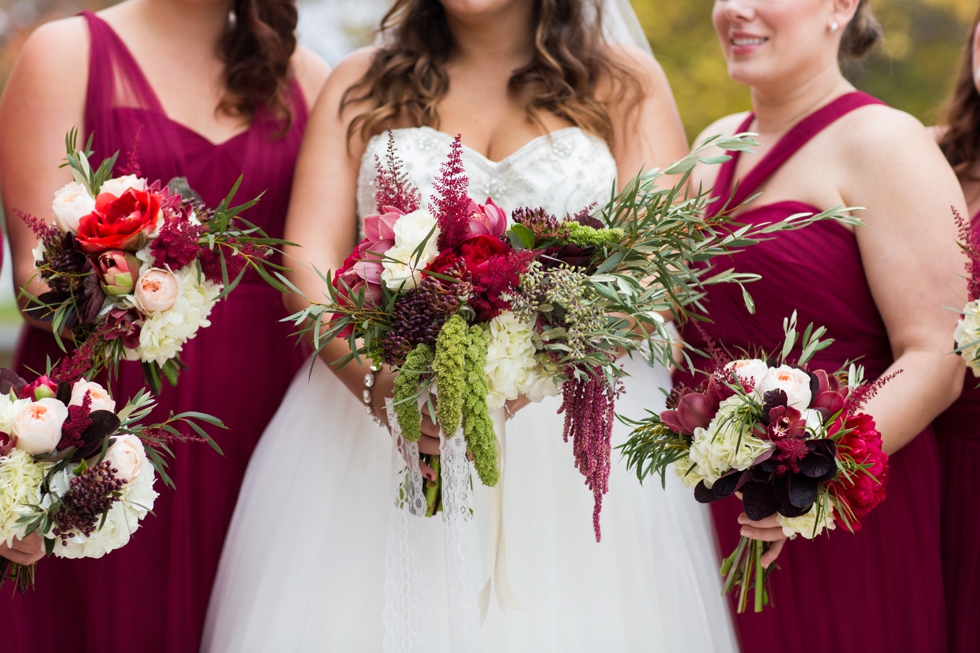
[76,188,163,253]
[458,235,508,278]
[829,412,889,530]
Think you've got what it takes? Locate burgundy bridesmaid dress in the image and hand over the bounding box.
[932,209,980,653]
[675,92,947,652]
[0,13,307,653]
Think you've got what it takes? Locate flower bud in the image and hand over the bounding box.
[96,250,142,297]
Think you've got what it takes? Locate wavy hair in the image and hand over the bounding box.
[938,4,980,179]
[839,0,882,61]
[219,0,299,128]
[341,0,642,147]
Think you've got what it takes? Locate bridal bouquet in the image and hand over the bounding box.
[0,367,222,593]
[293,132,858,541]
[621,313,890,612]
[21,130,290,393]
[953,208,980,374]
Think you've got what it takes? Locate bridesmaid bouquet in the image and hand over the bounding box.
[292,132,857,540]
[952,208,980,375]
[0,367,222,593]
[621,313,890,612]
[20,130,291,393]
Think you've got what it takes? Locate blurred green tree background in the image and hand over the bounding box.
[636,0,975,139]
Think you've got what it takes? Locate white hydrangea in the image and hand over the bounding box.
[138,265,221,366]
[484,312,560,409]
[48,460,158,560]
[673,455,704,489]
[689,395,773,485]
[776,495,836,539]
[381,209,441,291]
[0,449,49,546]
[955,299,980,377]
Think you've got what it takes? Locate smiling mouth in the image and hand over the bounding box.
[731,37,768,47]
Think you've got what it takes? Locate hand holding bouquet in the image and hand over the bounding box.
[621,313,890,612]
[21,130,292,392]
[0,367,223,593]
[291,131,859,540]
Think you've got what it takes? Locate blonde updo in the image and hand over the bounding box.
[840,0,883,60]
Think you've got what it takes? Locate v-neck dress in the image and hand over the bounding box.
[676,92,947,652]
[0,13,308,653]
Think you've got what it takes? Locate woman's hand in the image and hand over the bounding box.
[737,512,787,569]
[0,532,44,566]
[370,368,441,481]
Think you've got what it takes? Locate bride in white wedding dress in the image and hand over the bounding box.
[202,0,737,651]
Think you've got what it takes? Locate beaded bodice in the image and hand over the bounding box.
[355,126,618,224]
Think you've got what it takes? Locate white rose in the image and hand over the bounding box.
[52,181,96,234]
[725,359,769,393]
[103,436,149,484]
[381,209,441,291]
[777,496,836,539]
[955,300,980,376]
[98,175,147,199]
[689,395,773,484]
[0,394,31,436]
[70,380,116,414]
[756,365,813,411]
[12,398,69,455]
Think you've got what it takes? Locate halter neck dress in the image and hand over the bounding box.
[0,13,308,653]
[931,208,980,653]
[676,91,947,652]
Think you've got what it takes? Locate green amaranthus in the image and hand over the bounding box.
[433,314,468,436]
[462,323,498,486]
[392,343,434,443]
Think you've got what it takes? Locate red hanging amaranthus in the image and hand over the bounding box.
[560,371,619,542]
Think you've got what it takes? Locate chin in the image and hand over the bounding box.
[725,60,771,88]
[440,0,528,20]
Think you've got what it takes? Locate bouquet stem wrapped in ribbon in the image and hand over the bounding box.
[21,130,293,393]
[621,312,891,612]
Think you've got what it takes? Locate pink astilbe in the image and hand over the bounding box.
[58,391,93,451]
[844,369,903,413]
[559,372,619,542]
[954,206,980,300]
[375,129,421,213]
[432,135,471,251]
[118,126,144,177]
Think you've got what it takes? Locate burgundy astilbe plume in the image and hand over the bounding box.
[198,240,267,285]
[141,425,209,450]
[693,322,730,373]
[52,461,125,546]
[559,372,619,542]
[150,213,208,271]
[432,136,471,251]
[118,126,144,177]
[52,323,112,386]
[58,391,92,451]
[375,129,421,213]
[954,206,980,300]
[845,369,903,413]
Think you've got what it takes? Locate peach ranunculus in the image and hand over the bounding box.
[134,268,182,314]
[12,398,69,455]
[69,380,117,414]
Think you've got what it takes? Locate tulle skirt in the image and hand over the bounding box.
[201,355,737,652]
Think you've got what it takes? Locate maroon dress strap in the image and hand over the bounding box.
[708,91,885,216]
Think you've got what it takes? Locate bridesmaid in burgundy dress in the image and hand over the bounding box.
[933,6,980,652]
[676,1,967,651]
[0,2,327,652]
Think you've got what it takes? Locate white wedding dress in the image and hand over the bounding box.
[202,127,737,652]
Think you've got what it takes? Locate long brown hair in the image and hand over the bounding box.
[341,0,642,147]
[839,0,882,61]
[219,0,299,128]
[938,4,980,179]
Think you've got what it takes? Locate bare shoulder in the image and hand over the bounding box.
[291,45,331,106]
[316,47,378,119]
[17,16,89,76]
[837,105,938,166]
[601,43,671,95]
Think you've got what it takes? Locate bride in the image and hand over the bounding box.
[203,0,736,650]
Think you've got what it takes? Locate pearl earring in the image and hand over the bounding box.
[830,21,839,33]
